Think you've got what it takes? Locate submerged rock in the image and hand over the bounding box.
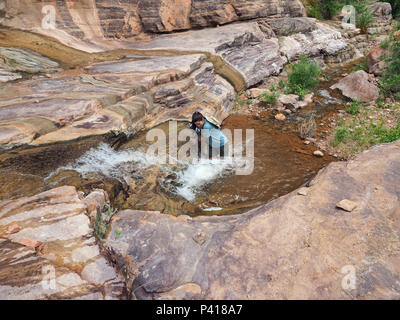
[313,150,324,157]
[105,140,400,299]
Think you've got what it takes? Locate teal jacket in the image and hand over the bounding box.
[195,119,228,148]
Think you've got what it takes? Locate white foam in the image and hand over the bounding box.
[49,143,251,202]
[174,157,240,201]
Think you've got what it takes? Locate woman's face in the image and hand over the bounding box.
[195,119,204,129]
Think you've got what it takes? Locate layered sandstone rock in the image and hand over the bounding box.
[0,2,391,149]
[0,186,125,299]
[0,53,234,148]
[127,20,351,86]
[0,47,60,82]
[367,2,393,35]
[277,20,347,61]
[1,0,305,39]
[105,140,400,299]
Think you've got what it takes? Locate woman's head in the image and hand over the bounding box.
[191,111,204,129]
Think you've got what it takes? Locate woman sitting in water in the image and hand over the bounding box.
[190,111,228,159]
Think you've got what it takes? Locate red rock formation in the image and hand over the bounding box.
[1,0,305,39]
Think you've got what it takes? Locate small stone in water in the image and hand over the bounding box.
[313,150,324,157]
[275,113,286,121]
[304,140,311,145]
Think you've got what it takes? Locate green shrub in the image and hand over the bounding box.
[260,90,279,105]
[373,120,400,143]
[380,23,400,95]
[278,79,286,90]
[307,0,342,19]
[345,99,362,115]
[94,205,116,240]
[286,55,321,98]
[376,96,387,108]
[333,127,350,146]
[306,0,321,19]
[306,0,374,31]
[94,211,108,239]
[356,4,373,34]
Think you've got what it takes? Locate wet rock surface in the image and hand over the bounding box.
[105,140,400,299]
[0,186,126,299]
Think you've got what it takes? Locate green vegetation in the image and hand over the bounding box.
[380,23,400,99]
[286,55,322,100]
[306,0,343,19]
[8,59,17,67]
[94,210,108,240]
[345,99,363,115]
[332,118,400,147]
[94,204,117,240]
[114,229,122,240]
[306,0,373,33]
[351,57,367,72]
[233,93,245,110]
[356,3,373,34]
[278,79,286,90]
[330,102,400,157]
[260,90,279,105]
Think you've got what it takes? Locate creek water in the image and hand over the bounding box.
[0,60,359,216]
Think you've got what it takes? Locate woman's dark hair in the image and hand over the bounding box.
[190,111,204,130]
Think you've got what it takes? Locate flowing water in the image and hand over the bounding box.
[0,59,361,216]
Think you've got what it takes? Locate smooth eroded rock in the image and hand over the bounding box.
[105,140,400,299]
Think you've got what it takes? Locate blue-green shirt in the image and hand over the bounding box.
[195,119,228,147]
